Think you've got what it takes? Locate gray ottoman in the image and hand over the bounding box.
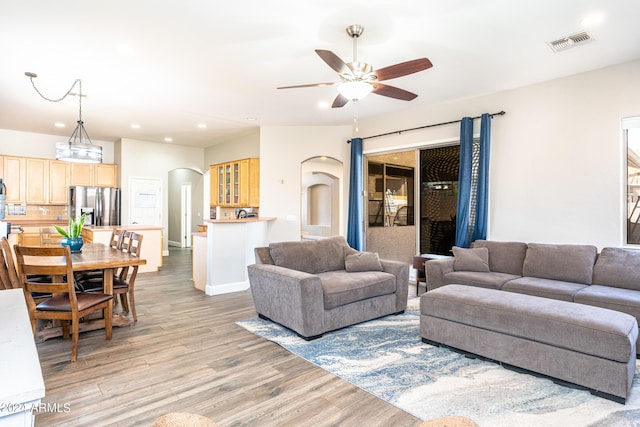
[420,284,638,403]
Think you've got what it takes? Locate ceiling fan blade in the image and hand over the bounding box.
[374,58,433,82]
[331,93,350,108]
[372,83,418,101]
[277,82,337,89]
[315,49,351,75]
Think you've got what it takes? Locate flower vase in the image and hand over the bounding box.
[61,237,84,253]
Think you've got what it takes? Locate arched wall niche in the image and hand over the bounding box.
[300,156,343,239]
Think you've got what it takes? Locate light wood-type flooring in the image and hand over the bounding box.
[34,248,420,427]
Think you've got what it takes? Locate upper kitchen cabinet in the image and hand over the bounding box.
[69,163,92,186]
[69,163,117,187]
[1,156,26,204]
[94,163,117,187]
[49,160,70,204]
[26,159,69,205]
[210,158,259,207]
[25,158,47,204]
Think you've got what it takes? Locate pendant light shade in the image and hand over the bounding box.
[56,120,102,163]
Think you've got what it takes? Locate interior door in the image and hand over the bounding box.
[128,177,162,226]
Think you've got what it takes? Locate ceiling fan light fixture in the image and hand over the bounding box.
[337,81,373,101]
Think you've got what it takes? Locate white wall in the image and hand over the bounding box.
[118,138,206,253]
[0,128,115,163]
[259,126,352,243]
[357,59,640,249]
[204,128,260,166]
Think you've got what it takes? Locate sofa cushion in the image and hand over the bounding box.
[502,277,588,302]
[522,243,597,284]
[472,240,528,275]
[443,271,520,290]
[344,252,382,272]
[592,247,640,291]
[318,270,396,309]
[574,285,640,323]
[269,236,350,274]
[452,247,490,272]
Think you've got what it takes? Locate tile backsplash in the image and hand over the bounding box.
[5,204,68,221]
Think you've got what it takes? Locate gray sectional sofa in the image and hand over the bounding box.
[427,240,640,354]
[247,236,409,339]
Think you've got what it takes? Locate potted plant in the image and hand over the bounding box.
[53,213,86,253]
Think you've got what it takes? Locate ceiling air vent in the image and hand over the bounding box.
[547,31,592,52]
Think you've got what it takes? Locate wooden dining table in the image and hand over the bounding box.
[35,242,146,343]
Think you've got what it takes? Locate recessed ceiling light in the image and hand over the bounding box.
[131,124,141,129]
[197,123,207,129]
[245,117,257,121]
[581,13,604,27]
[54,122,65,128]
[164,137,173,142]
[318,101,330,109]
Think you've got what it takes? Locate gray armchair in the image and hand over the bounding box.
[247,236,409,339]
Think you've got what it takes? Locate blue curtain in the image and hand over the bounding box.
[471,113,491,242]
[346,137,363,250]
[455,118,473,248]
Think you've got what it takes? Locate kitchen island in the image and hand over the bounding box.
[82,225,163,273]
[202,217,275,295]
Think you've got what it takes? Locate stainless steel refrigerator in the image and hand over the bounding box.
[69,186,121,226]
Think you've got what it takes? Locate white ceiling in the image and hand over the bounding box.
[1,0,639,149]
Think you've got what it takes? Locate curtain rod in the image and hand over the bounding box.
[347,110,506,143]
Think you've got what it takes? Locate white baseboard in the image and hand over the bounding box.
[205,280,249,296]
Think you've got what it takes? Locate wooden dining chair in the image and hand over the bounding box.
[75,228,127,283]
[40,227,63,246]
[79,232,143,321]
[0,237,20,290]
[14,245,113,362]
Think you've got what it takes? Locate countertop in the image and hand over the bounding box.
[205,217,276,224]
[0,289,45,408]
[83,225,164,231]
[4,219,68,227]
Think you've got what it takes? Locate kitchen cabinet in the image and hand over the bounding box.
[21,226,42,246]
[94,163,117,187]
[49,160,70,204]
[209,158,259,207]
[70,163,93,186]
[26,159,70,205]
[26,158,47,204]
[70,163,117,187]
[1,156,26,203]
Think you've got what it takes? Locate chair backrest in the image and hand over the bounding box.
[128,232,143,257]
[120,230,133,253]
[40,227,63,246]
[109,228,127,250]
[0,237,20,289]
[14,246,77,308]
[118,232,143,281]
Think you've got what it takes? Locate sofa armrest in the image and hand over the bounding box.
[247,264,325,337]
[380,259,410,311]
[426,258,455,291]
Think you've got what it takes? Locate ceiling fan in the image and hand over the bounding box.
[278,24,433,108]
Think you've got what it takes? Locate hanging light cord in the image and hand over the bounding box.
[24,71,92,144]
[25,72,84,124]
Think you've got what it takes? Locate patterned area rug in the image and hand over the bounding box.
[237,299,640,427]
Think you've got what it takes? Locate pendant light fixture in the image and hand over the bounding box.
[25,72,102,163]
